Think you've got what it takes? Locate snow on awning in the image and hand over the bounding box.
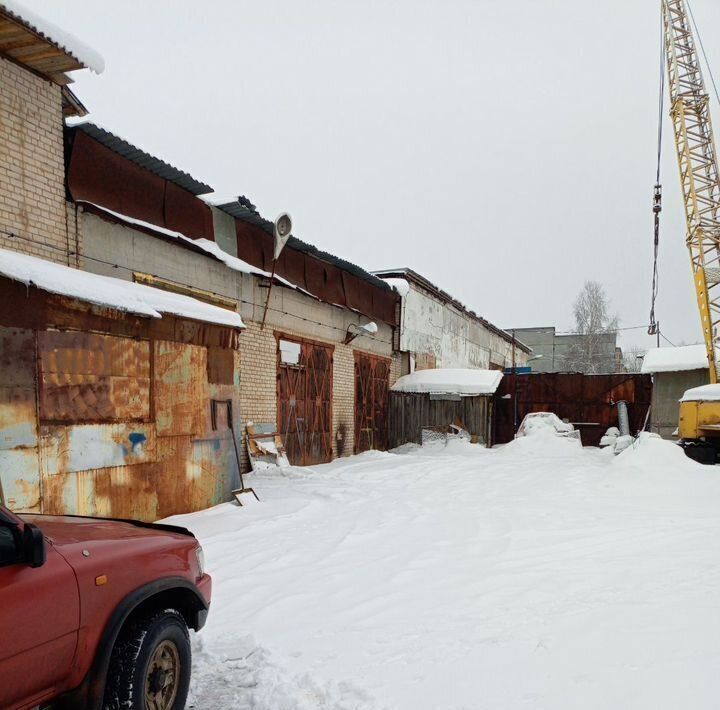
[641,344,708,374]
[680,384,720,403]
[0,0,105,74]
[391,368,503,396]
[0,248,245,329]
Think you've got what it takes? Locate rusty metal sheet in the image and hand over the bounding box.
[188,438,235,509]
[38,331,150,422]
[207,346,235,385]
[0,449,41,511]
[494,373,652,446]
[76,465,159,521]
[40,423,156,475]
[150,435,234,519]
[0,327,40,512]
[154,341,209,437]
[0,383,37,450]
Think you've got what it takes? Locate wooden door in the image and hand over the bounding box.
[277,336,333,466]
[354,352,390,453]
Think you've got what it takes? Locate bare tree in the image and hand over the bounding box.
[562,281,619,373]
[623,344,647,373]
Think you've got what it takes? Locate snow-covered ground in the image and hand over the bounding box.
[165,433,720,709]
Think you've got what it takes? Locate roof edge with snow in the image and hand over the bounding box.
[391,368,503,396]
[0,1,105,78]
[641,344,709,374]
[0,247,245,330]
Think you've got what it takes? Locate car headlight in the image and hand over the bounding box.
[194,545,205,578]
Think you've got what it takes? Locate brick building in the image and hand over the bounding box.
[64,123,402,469]
[0,5,402,519]
[0,3,101,264]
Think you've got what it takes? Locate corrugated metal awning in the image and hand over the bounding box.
[68,123,213,196]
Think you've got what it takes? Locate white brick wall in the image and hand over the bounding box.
[0,57,72,264]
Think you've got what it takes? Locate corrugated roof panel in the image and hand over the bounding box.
[213,199,391,291]
[69,123,213,196]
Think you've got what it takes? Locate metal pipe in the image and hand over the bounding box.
[617,400,630,437]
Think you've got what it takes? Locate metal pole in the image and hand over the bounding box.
[260,260,277,330]
[512,329,518,431]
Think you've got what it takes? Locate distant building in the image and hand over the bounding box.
[374,268,530,375]
[507,326,622,374]
[641,344,709,439]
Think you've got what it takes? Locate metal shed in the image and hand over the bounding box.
[0,249,244,521]
[641,344,709,439]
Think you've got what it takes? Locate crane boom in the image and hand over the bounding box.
[663,0,720,383]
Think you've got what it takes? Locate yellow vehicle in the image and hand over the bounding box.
[662,1,720,463]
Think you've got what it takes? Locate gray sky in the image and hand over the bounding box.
[26,0,720,351]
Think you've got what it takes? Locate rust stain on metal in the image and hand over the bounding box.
[40,423,156,475]
[38,331,150,423]
[207,346,235,385]
[0,327,40,512]
[0,294,240,520]
[154,341,208,437]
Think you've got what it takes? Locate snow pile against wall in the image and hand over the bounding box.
[391,368,502,395]
[0,0,105,73]
[641,344,708,374]
[0,247,245,328]
[680,383,720,402]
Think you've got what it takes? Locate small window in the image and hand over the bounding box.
[279,339,301,365]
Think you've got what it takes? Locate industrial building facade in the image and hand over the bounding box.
[374,268,529,374]
[0,5,401,520]
[0,4,520,521]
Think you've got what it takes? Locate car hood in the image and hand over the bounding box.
[20,513,195,547]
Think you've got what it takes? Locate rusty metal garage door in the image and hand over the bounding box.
[277,336,333,466]
[354,352,390,453]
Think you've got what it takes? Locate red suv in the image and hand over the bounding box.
[0,504,211,710]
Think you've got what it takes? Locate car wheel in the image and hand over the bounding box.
[104,608,191,710]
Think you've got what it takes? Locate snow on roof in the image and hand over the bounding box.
[680,383,720,402]
[391,368,503,396]
[381,277,411,298]
[0,247,245,329]
[0,0,105,74]
[641,344,708,374]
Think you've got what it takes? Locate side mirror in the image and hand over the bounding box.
[22,523,45,568]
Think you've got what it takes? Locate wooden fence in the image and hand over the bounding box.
[389,392,492,448]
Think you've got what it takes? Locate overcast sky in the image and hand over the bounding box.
[26,0,720,352]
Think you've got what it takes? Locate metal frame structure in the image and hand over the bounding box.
[663,0,720,383]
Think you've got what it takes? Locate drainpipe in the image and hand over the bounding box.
[617,400,630,437]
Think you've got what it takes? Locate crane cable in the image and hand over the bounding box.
[687,0,720,108]
[649,10,665,337]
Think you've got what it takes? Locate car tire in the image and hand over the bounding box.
[103,608,191,710]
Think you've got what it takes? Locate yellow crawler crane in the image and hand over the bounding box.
[663,0,720,463]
